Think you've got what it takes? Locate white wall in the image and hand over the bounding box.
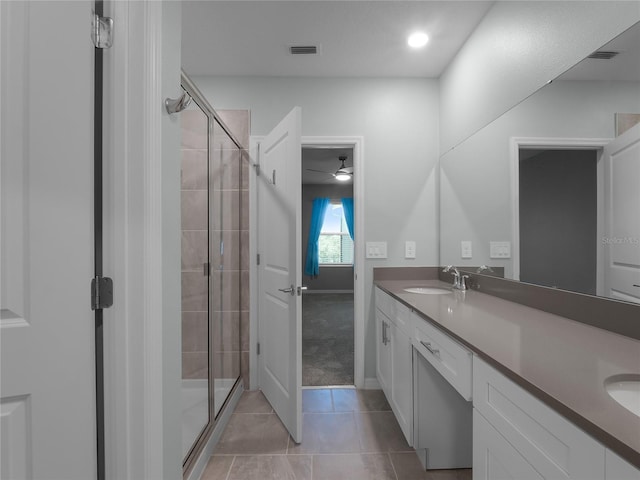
[439,1,640,153]
[193,76,440,380]
[440,80,640,277]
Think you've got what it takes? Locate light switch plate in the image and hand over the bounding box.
[366,241,387,259]
[461,241,472,259]
[405,241,416,259]
[490,241,511,258]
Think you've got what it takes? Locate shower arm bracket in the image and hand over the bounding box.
[165,91,192,115]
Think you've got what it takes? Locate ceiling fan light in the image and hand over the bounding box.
[335,171,351,181]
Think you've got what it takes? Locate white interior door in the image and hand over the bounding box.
[257,107,302,442]
[0,1,96,478]
[603,122,640,303]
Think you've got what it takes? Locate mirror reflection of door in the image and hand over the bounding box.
[519,148,598,295]
[301,147,355,387]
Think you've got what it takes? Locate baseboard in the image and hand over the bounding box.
[363,377,381,389]
[303,289,354,294]
[186,379,244,480]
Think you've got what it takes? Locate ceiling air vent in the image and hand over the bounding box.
[587,50,620,60]
[289,45,318,55]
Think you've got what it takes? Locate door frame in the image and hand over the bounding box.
[250,136,365,390]
[102,2,182,479]
[509,137,610,295]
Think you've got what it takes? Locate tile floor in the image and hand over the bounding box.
[201,388,472,480]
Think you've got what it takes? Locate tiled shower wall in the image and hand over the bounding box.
[181,108,209,380]
[180,108,250,387]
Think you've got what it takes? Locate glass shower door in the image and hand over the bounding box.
[210,119,242,418]
[179,72,245,473]
[180,100,210,460]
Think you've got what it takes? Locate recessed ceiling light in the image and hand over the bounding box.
[408,32,429,48]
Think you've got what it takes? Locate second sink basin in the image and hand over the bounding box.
[403,287,452,295]
[605,374,640,417]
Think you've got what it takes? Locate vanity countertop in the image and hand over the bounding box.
[374,279,640,468]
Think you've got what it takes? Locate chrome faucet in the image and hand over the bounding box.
[442,265,469,291]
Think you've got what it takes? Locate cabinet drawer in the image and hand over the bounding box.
[413,314,472,400]
[375,287,395,319]
[393,300,412,333]
[375,287,412,334]
[473,357,604,479]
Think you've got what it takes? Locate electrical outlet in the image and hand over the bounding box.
[405,241,416,259]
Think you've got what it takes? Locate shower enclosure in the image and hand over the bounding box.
[179,73,244,473]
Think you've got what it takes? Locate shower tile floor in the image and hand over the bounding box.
[201,388,472,480]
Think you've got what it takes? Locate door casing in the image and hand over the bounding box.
[250,136,365,390]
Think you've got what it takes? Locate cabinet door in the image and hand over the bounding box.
[474,410,544,480]
[376,309,391,394]
[473,357,605,479]
[605,449,640,479]
[389,320,413,445]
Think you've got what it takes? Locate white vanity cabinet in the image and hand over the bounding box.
[605,449,640,479]
[375,287,413,445]
[473,356,606,480]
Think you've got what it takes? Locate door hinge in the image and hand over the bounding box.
[257,342,261,355]
[203,262,211,276]
[91,276,113,310]
[92,12,113,49]
[257,253,261,266]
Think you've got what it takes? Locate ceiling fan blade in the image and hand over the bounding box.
[306,168,334,174]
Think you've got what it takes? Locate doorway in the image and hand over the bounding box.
[510,137,610,296]
[301,147,355,386]
[519,148,598,294]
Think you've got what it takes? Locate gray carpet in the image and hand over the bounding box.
[302,293,354,386]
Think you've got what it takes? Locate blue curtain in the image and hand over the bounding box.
[304,197,330,277]
[341,197,354,240]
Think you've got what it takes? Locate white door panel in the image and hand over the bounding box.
[258,107,302,442]
[0,1,96,478]
[603,123,640,303]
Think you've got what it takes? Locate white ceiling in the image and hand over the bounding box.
[181,1,494,78]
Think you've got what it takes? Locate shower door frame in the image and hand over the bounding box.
[180,71,245,477]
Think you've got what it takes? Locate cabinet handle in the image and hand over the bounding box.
[382,320,387,345]
[420,340,440,356]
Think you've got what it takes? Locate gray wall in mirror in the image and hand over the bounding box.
[440,21,640,303]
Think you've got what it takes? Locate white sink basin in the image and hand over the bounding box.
[403,287,452,295]
[605,375,640,417]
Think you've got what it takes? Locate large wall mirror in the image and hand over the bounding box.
[439,21,640,304]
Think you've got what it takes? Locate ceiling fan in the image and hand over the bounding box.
[306,156,353,181]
